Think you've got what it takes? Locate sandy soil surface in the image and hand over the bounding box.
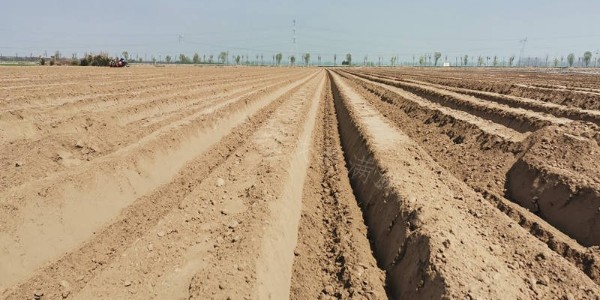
[1,66,599,299]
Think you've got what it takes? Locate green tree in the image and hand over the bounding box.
[122,51,129,61]
[165,55,172,63]
[463,55,468,66]
[179,54,191,64]
[303,53,310,66]
[235,55,241,65]
[419,56,425,66]
[567,53,575,67]
[71,53,78,66]
[345,53,352,65]
[583,51,593,67]
[218,51,228,64]
[290,55,296,65]
[434,52,442,66]
[275,53,283,65]
[193,53,200,64]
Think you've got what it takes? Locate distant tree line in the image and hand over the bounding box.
[21,49,600,68]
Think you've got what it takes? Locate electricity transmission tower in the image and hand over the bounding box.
[178,34,184,62]
[518,37,527,67]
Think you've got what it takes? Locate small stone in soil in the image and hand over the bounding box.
[216,178,225,187]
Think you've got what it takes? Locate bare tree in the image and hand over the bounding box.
[193,53,200,64]
[463,55,468,66]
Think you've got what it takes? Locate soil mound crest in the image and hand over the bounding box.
[507,121,600,246]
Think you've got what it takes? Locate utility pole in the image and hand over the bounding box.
[178,34,184,62]
[292,19,298,65]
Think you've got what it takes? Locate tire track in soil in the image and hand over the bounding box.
[0,71,320,294]
[290,75,387,300]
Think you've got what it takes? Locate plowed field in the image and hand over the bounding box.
[1,66,599,299]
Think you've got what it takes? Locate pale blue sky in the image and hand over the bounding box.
[1,0,599,63]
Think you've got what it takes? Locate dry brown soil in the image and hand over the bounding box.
[1,66,600,299]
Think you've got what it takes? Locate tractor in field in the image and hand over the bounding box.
[109,58,128,68]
